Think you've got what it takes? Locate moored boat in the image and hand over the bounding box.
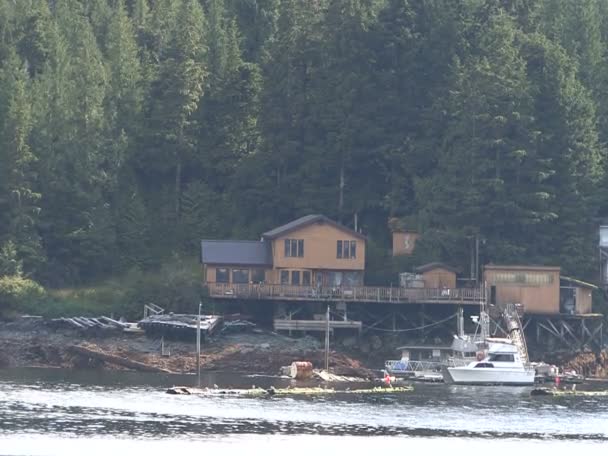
[444,339,535,386]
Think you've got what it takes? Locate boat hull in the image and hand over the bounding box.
[445,366,535,386]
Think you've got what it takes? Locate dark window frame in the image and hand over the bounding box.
[337,240,357,259]
[216,268,229,283]
[291,270,300,285]
[285,238,304,257]
[251,269,265,283]
[302,271,311,286]
[280,270,290,284]
[232,268,250,284]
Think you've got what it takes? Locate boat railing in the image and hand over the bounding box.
[385,360,443,374]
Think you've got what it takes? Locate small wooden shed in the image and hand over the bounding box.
[392,230,419,256]
[415,262,458,289]
[484,265,560,314]
[559,276,597,315]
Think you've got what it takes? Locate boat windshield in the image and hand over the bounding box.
[487,354,514,362]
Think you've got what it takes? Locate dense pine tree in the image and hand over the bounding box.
[0,0,607,286]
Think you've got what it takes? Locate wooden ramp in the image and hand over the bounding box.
[273,319,362,332]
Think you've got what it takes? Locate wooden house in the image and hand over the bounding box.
[201,215,366,287]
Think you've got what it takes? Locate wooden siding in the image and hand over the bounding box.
[271,222,365,271]
[206,283,485,305]
[576,287,593,314]
[421,268,456,289]
[484,266,560,314]
[392,231,419,256]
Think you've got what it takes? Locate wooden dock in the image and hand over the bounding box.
[207,283,485,305]
[273,319,362,332]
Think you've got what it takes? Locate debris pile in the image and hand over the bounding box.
[561,350,608,378]
[138,314,222,341]
[49,316,128,332]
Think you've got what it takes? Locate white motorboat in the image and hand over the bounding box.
[444,339,535,386]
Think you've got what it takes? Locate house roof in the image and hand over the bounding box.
[484,264,560,271]
[415,262,459,273]
[200,240,272,267]
[261,214,366,240]
[560,276,598,290]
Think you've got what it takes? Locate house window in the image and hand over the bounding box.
[280,270,290,284]
[291,271,300,285]
[337,240,357,259]
[285,239,304,257]
[232,269,249,284]
[216,268,229,283]
[251,269,265,283]
[303,271,311,286]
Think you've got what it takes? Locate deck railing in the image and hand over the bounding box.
[206,283,485,304]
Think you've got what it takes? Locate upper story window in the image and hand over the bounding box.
[337,240,357,259]
[284,239,304,257]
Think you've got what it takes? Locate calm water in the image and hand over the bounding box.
[0,368,607,455]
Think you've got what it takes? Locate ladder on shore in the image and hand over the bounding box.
[503,303,529,365]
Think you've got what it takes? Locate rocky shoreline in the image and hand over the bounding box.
[1,318,607,380]
[0,318,376,378]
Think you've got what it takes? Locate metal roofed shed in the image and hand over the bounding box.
[415,263,458,289]
[200,240,272,267]
[560,276,598,315]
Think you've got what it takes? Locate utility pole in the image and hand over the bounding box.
[196,301,201,387]
[475,235,480,286]
[325,305,330,372]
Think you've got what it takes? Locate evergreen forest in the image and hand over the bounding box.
[1,0,608,314]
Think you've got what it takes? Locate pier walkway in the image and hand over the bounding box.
[206,283,485,306]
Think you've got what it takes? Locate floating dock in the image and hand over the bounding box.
[166,385,413,397]
[531,388,608,397]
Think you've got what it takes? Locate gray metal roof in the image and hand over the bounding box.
[560,276,598,289]
[262,214,366,240]
[200,240,272,266]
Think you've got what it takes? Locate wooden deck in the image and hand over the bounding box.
[206,283,485,305]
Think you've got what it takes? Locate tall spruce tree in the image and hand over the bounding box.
[0,49,42,273]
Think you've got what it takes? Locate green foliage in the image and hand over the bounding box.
[0,275,46,316]
[0,0,607,291]
[0,241,23,277]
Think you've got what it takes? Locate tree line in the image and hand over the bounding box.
[0,0,607,288]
